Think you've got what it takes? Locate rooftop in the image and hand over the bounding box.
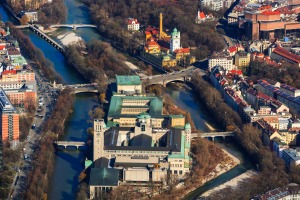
[116,75,141,86]
[107,95,163,118]
[89,167,119,186]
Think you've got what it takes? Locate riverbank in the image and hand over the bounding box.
[202,170,256,197]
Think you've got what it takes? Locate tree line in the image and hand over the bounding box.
[81,0,225,59]
[64,40,131,93]
[8,22,63,83]
[6,0,66,26]
[246,60,300,88]
[25,89,74,199]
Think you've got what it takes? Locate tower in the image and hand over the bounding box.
[170,28,180,53]
[93,119,106,161]
[184,123,191,146]
[159,13,163,39]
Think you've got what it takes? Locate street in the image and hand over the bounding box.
[9,66,59,200]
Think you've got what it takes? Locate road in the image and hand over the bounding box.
[9,65,59,200]
[142,66,206,85]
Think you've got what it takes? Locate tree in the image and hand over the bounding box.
[89,107,105,119]
[20,14,29,25]
[99,93,106,104]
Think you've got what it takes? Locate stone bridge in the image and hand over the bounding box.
[54,141,85,149]
[63,83,99,94]
[29,25,64,52]
[49,24,97,30]
[142,67,206,87]
[191,131,235,141]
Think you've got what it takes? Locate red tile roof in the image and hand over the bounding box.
[228,69,242,75]
[127,18,139,25]
[2,70,17,75]
[174,48,190,54]
[199,12,206,19]
[261,10,280,15]
[273,46,300,63]
[228,46,237,53]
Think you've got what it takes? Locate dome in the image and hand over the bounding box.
[137,112,151,119]
[184,123,191,130]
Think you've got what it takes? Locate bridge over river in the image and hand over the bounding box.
[191,131,235,141]
[49,24,97,29]
[54,141,85,149]
[141,67,206,87]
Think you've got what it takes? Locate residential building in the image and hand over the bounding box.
[208,51,234,71]
[271,137,289,158]
[255,79,300,114]
[0,70,35,82]
[271,46,300,67]
[116,75,142,95]
[0,88,19,146]
[255,118,281,146]
[127,18,140,31]
[200,0,234,11]
[282,148,300,168]
[234,51,250,68]
[21,11,38,22]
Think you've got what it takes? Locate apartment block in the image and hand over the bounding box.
[0,88,19,146]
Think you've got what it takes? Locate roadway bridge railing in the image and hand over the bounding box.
[54,141,85,149]
[191,131,235,141]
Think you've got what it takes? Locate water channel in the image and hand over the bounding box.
[0,2,253,199]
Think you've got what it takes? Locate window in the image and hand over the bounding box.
[179,170,183,175]
[174,170,178,175]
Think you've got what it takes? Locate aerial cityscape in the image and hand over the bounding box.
[1,0,300,200]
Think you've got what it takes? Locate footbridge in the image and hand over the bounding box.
[29,25,64,52]
[142,67,206,87]
[49,24,97,30]
[54,141,85,149]
[191,131,235,141]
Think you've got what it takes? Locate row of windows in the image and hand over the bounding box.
[171,164,183,168]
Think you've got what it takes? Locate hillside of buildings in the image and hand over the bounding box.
[81,0,225,59]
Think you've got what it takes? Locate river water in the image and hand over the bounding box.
[0,2,252,200]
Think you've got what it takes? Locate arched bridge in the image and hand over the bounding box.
[191,131,235,141]
[49,24,97,30]
[54,141,85,149]
[142,67,206,87]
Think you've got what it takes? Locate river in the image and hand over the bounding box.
[0,2,252,200]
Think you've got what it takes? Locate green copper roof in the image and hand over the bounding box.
[185,123,191,130]
[108,96,163,118]
[137,112,151,119]
[85,160,92,169]
[170,115,184,119]
[116,75,141,85]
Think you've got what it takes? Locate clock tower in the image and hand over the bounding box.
[93,119,106,161]
[170,28,180,53]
